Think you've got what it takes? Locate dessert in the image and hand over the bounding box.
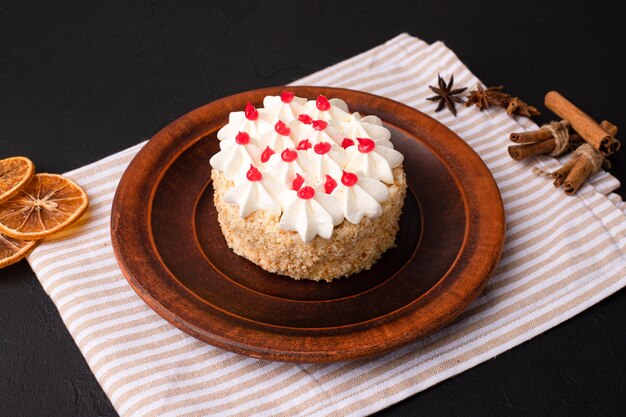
[210,91,406,281]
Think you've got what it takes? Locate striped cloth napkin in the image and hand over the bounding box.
[27,34,626,417]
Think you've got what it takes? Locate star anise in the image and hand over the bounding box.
[506,97,541,118]
[465,84,511,111]
[427,74,467,117]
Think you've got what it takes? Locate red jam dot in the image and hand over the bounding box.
[311,119,328,131]
[275,120,291,136]
[298,114,313,124]
[316,95,331,111]
[261,146,275,163]
[341,138,355,149]
[291,173,305,191]
[235,131,250,145]
[324,175,337,194]
[297,186,315,200]
[296,139,312,151]
[244,102,258,121]
[280,91,294,103]
[246,165,263,182]
[341,171,358,187]
[314,142,331,155]
[281,148,298,162]
[357,137,376,153]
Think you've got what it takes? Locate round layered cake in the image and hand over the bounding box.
[210,91,406,281]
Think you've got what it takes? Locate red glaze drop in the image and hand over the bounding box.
[311,119,328,131]
[246,165,263,182]
[341,138,355,149]
[313,142,332,155]
[280,90,294,103]
[341,171,358,187]
[316,95,331,111]
[275,120,291,136]
[324,175,337,194]
[244,102,258,120]
[296,139,312,151]
[297,186,315,200]
[298,114,313,124]
[291,173,305,191]
[235,131,250,145]
[357,137,376,153]
[261,146,275,163]
[281,148,298,162]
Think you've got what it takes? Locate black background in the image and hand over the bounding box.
[1,1,626,416]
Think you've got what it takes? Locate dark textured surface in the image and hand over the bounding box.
[1,1,625,416]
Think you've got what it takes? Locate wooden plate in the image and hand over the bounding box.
[111,86,505,363]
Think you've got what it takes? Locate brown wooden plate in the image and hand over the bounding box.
[111,86,505,363]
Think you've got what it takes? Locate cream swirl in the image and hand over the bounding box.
[278,186,343,243]
[209,132,262,180]
[293,118,343,146]
[330,171,389,224]
[302,142,347,182]
[217,102,274,141]
[259,120,299,152]
[345,138,404,184]
[223,165,283,218]
[303,95,351,122]
[341,112,392,143]
[263,91,307,122]
[264,147,310,187]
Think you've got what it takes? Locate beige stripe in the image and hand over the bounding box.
[70,303,150,340]
[32,231,112,261]
[63,293,140,328]
[83,323,174,364]
[495,208,625,277]
[96,333,203,383]
[120,358,289,416]
[103,342,224,395]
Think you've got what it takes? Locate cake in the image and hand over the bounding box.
[210,91,406,281]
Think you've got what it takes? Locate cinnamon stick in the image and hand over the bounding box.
[509,129,553,143]
[552,158,578,187]
[563,158,594,195]
[545,91,616,155]
[600,120,618,136]
[508,140,558,161]
[599,120,621,153]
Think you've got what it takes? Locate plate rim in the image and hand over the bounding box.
[111,86,505,363]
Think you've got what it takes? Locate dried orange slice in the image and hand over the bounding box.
[0,233,37,268]
[0,156,35,204]
[0,173,88,240]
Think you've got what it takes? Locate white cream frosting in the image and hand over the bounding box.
[209,136,262,180]
[277,188,343,243]
[264,149,309,187]
[294,119,343,146]
[217,105,274,141]
[303,144,347,182]
[303,96,352,122]
[212,93,405,242]
[258,121,299,153]
[263,93,307,121]
[331,175,390,224]
[223,168,283,218]
[341,112,392,143]
[345,139,404,184]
